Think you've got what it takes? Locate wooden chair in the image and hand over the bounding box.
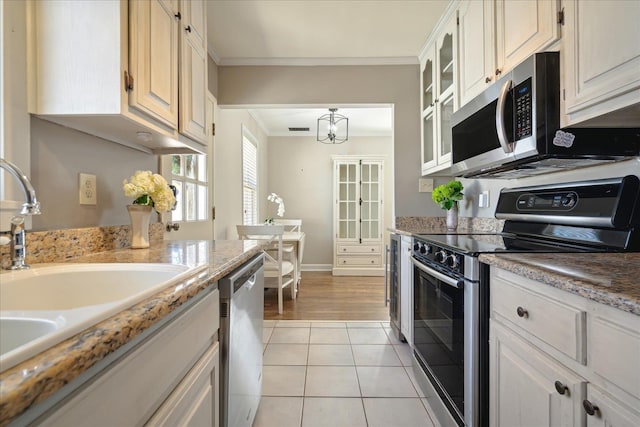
[236,225,296,314]
[273,219,302,232]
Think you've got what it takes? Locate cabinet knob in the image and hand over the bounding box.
[582,400,599,416]
[485,76,492,83]
[371,248,375,252]
[434,98,439,103]
[166,222,180,232]
[516,306,529,318]
[174,12,181,20]
[495,68,502,76]
[185,25,192,33]
[371,260,374,264]
[554,381,568,395]
[429,102,435,107]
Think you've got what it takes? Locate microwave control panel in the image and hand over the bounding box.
[514,78,532,140]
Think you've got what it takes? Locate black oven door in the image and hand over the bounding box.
[412,257,465,425]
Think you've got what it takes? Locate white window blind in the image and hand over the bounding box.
[242,135,258,225]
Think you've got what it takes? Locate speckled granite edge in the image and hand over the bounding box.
[0,241,264,426]
[0,223,164,269]
[395,216,504,234]
[480,253,640,316]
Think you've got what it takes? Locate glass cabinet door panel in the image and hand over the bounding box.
[423,59,434,109]
[361,164,370,181]
[339,183,348,200]
[371,222,379,238]
[339,164,348,181]
[439,33,454,95]
[371,164,379,181]
[440,94,454,158]
[423,113,435,165]
[348,164,356,181]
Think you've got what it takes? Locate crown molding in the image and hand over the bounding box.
[217,56,419,67]
[207,46,221,66]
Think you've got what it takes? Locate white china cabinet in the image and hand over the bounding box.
[333,156,384,276]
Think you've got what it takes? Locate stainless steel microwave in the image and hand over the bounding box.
[450,52,639,178]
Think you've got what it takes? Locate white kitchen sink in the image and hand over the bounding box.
[0,263,204,371]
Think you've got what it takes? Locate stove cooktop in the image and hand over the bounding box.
[414,232,611,255]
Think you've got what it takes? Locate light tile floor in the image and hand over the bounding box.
[254,320,440,427]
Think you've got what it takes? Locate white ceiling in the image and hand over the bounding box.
[207,1,444,137]
[206,1,448,65]
[248,106,393,137]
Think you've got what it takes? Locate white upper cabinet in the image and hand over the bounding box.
[129,0,179,129]
[178,0,208,143]
[562,0,640,126]
[29,0,207,154]
[420,11,457,176]
[458,0,560,106]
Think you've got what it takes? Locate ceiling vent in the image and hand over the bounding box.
[288,127,310,132]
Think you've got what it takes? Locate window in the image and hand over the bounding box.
[242,132,258,225]
[170,154,208,222]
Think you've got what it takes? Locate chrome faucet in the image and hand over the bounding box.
[0,158,41,270]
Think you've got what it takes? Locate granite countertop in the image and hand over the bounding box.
[480,252,640,316]
[0,239,264,426]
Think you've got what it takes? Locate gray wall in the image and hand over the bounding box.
[31,118,157,231]
[207,55,218,98]
[218,65,442,219]
[267,136,394,266]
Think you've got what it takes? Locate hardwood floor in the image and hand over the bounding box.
[264,271,390,321]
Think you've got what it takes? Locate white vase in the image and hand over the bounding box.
[446,203,459,231]
[127,204,152,249]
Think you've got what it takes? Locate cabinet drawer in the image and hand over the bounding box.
[336,256,381,266]
[38,289,220,427]
[337,244,381,254]
[492,275,586,363]
[590,314,640,399]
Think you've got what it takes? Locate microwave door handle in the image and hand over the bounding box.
[411,257,463,289]
[496,79,514,154]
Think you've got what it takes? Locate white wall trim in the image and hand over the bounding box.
[217,56,419,67]
[206,47,221,66]
[301,264,333,272]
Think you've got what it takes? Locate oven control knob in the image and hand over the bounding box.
[414,243,420,251]
[435,250,447,263]
[419,244,427,254]
[446,254,460,269]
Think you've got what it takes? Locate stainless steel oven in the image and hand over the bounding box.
[412,243,488,427]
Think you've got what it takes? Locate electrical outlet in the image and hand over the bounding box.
[79,173,97,205]
[419,178,434,193]
[479,190,490,208]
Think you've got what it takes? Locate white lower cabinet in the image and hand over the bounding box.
[490,267,640,427]
[35,288,220,427]
[491,322,585,427]
[399,235,413,345]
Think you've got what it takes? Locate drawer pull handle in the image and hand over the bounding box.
[583,399,599,416]
[554,381,568,395]
[516,306,529,318]
[485,76,492,83]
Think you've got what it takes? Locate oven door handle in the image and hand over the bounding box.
[411,257,464,289]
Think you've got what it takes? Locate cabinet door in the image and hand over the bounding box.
[336,162,358,241]
[179,0,208,144]
[147,342,220,427]
[495,0,559,76]
[458,0,495,106]
[421,55,437,173]
[436,92,454,166]
[562,0,640,125]
[583,384,640,427]
[360,162,382,241]
[129,0,179,128]
[490,322,585,427]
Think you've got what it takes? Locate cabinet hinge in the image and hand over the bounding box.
[212,206,216,220]
[563,88,566,101]
[211,122,216,136]
[124,70,134,92]
[456,16,459,25]
[557,8,564,25]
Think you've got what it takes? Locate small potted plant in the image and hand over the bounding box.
[432,180,464,231]
[265,192,285,224]
[123,171,176,248]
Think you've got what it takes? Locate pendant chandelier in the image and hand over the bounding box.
[317,108,349,144]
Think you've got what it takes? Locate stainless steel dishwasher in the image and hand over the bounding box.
[219,253,264,427]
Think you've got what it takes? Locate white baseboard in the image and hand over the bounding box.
[301,264,332,272]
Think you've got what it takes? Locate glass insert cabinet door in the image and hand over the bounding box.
[334,158,383,242]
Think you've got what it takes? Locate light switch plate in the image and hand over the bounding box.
[79,173,97,205]
[419,178,434,193]
[479,190,490,208]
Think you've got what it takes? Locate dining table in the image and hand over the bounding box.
[281,231,305,289]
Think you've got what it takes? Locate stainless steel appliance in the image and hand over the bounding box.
[450,52,640,178]
[219,254,264,427]
[412,175,640,427]
[387,233,403,341]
